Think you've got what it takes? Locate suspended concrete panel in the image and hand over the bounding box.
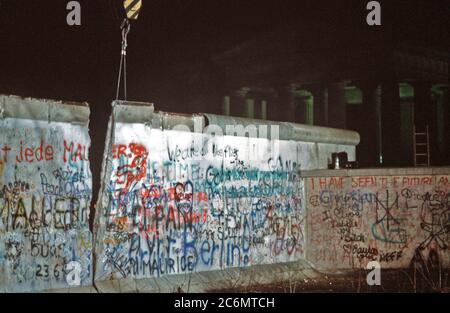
[94,101,359,292]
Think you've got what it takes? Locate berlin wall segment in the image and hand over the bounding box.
[306,171,450,272]
[93,102,358,290]
[0,95,93,292]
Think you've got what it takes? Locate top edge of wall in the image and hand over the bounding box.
[108,102,359,146]
[111,101,205,131]
[153,111,205,132]
[300,166,450,177]
[112,100,155,123]
[0,94,90,125]
[203,113,360,146]
[112,100,154,107]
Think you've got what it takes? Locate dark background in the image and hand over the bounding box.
[1,0,448,108]
[0,0,449,211]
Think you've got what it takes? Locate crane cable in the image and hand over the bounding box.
[115,18,130,100]
[115,0,142,100]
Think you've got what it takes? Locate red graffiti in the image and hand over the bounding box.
[63,140,89,163]
[0,144,11,163]
[114,143,148,189]
[15,140,54,163]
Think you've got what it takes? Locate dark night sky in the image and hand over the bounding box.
[0,0,449,109]
[0,0,449,198]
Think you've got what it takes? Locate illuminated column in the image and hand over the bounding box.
[245,98,255,118]
[260,99,267,120]
[222,95,230,116]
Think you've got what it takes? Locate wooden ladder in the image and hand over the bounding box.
[413,124,430,166]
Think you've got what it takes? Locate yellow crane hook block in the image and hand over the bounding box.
[123,0,142,20]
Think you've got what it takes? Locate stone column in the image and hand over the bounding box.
[245,98,255,118]
[356,81,382,167]
[222,95,230,116]
[380,81,402,167]
[260,99,267,120]
[327,82,347,129]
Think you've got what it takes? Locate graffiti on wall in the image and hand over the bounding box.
[95,124,307,280]
[307,175,450,270]
[0,117,92,291]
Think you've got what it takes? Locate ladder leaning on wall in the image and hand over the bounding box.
[413,124,430,167]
